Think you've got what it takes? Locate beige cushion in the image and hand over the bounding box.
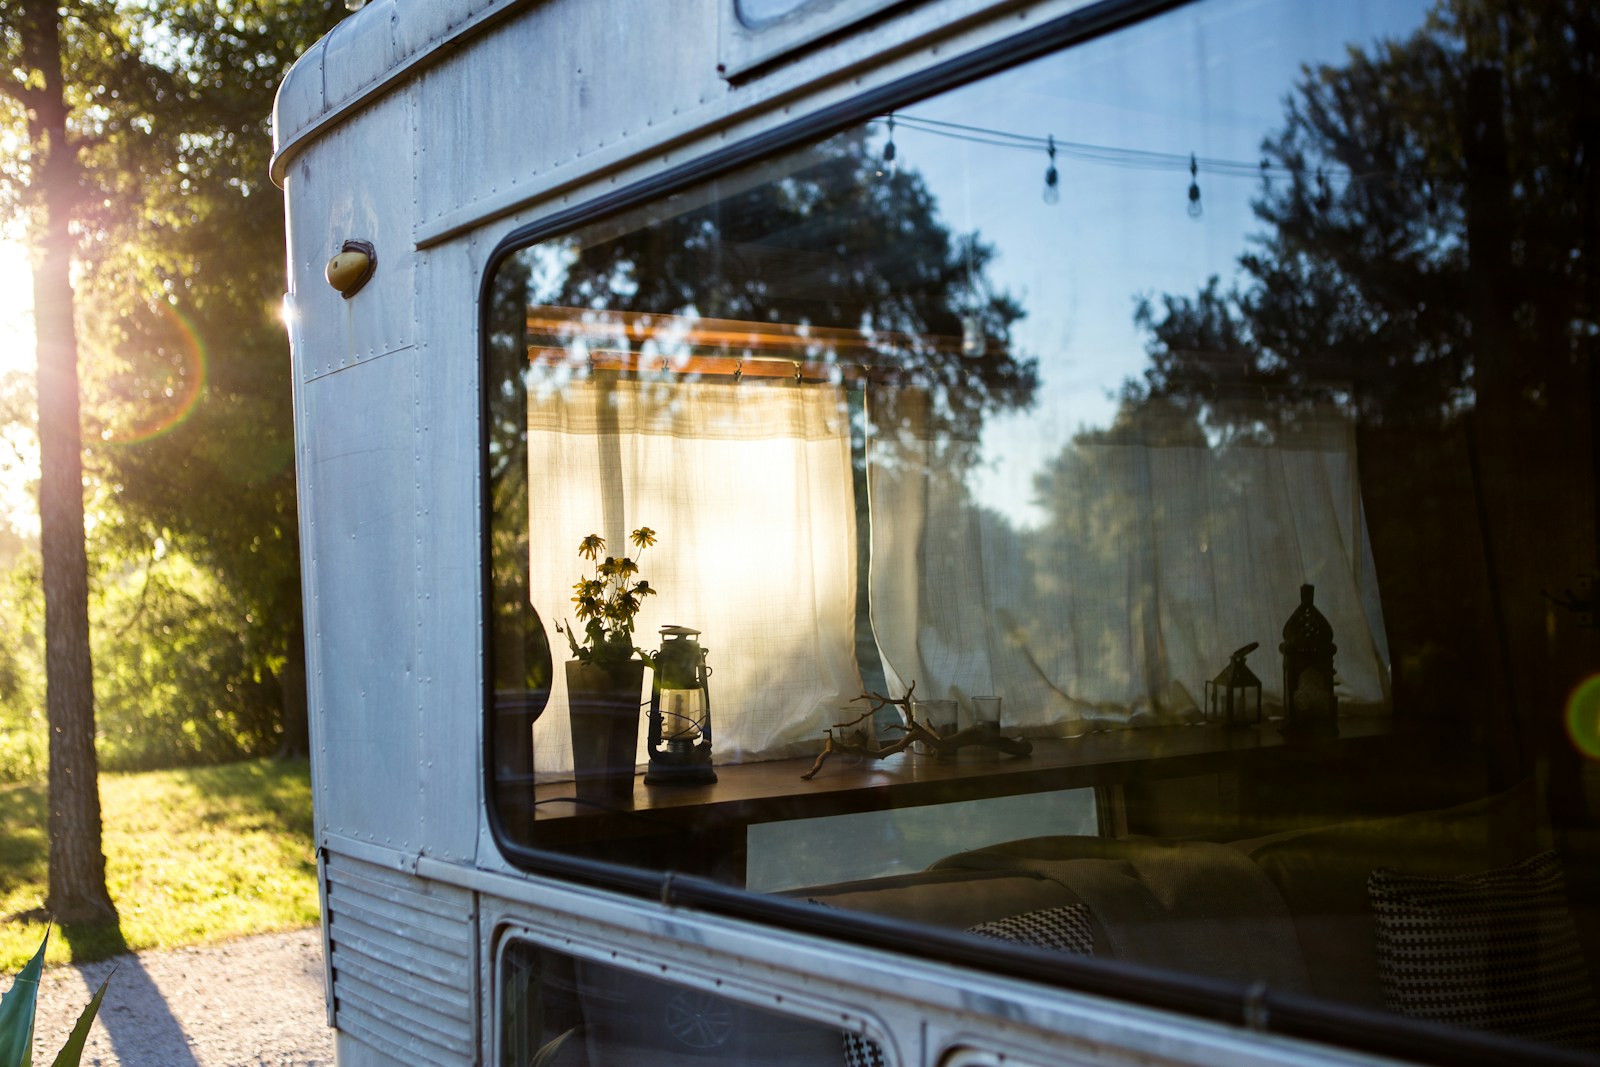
[932,836,1310,992]
[800,868,1095,947]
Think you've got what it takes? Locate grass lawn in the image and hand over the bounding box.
[0,758,318,972]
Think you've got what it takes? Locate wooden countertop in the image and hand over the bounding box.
[530,717,1403,829]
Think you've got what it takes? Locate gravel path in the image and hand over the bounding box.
[29,927,334,1067]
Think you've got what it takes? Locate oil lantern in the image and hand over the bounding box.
[646,625,716,784]
[1205,642,1262,729]
[1279,584,1338,736]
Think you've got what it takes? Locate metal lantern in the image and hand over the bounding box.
[645,625,716,784]
[1280,583,1339,736]
[1205,642,1263,729]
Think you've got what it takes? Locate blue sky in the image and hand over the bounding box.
[884,0,1434,526]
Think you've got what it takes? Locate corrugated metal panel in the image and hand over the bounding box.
[325,851,478,1065]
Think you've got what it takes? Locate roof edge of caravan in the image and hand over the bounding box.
[270,0,530,188]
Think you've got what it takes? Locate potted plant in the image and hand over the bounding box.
[558,527,657,801]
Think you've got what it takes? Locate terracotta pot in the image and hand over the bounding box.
[565,659,646,803]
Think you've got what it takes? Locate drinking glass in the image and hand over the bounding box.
[971,696,1002,731]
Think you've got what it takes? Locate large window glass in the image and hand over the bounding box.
[487,0,1600,1058]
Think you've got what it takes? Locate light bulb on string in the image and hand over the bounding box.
[961,310,987,359]
[1042,135,1060,205]
[960,234,986,359]
[1187,153,1203,219]
[877,115,897,179]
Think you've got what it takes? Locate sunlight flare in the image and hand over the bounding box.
[0,239,39,539]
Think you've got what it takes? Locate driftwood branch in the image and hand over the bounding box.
[801,684,1032,779]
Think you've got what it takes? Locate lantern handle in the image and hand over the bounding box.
[1231,641,1259,661]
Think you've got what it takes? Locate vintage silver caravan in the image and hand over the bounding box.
[272,0,1600,1063]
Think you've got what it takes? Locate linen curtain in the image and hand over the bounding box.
[527,376,861,778]
[867,395,1391,734]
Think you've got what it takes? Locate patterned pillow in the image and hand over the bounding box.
[1369,850,1600,1051]
[842,905,1095,1067]
[842,1031,888,1067]
[967,904,1097,956]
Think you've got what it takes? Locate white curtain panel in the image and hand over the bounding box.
[868,395,1391,736]
[527,376,862,777]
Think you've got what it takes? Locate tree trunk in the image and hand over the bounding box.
[25,0,117,926]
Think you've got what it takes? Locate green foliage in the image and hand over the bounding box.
[92,549,284,770]
[0,759,317,973]
[71,2,344,761]
[0,932,108,1067]
[0,933,42,1067]
[42,970,108,1067]
[0,561,43,784]
[0,2,345,769]
[0,537,291,776]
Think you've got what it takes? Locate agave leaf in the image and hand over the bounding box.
[530,1025,578,1067]
[47,968,111,1067]
[0,932,47,1067]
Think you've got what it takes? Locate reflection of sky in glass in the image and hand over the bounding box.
[885,0,1431,528]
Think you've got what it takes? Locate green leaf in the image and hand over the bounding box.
[0,932,47,1067]
[47,969,111,1067]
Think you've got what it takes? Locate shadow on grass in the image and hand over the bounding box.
[54,922,202,1067]
[0,781,48,898]
[179,757,315,839]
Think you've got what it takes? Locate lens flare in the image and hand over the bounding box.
[103,301,208,446]
[1565,675,1600,759]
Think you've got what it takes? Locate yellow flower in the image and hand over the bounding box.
[569,524,659,663]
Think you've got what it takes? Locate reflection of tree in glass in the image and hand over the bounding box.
[496,131,1041,725]
[485,253,552,699]
[1133,0,1593,430]
[539,129,1038,462]
[1122,1,1597,782]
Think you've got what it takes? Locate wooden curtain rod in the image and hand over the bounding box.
[525,305,969,365]
[525,345,910,385]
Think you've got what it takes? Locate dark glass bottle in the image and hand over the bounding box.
[1279,584,1338,736]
